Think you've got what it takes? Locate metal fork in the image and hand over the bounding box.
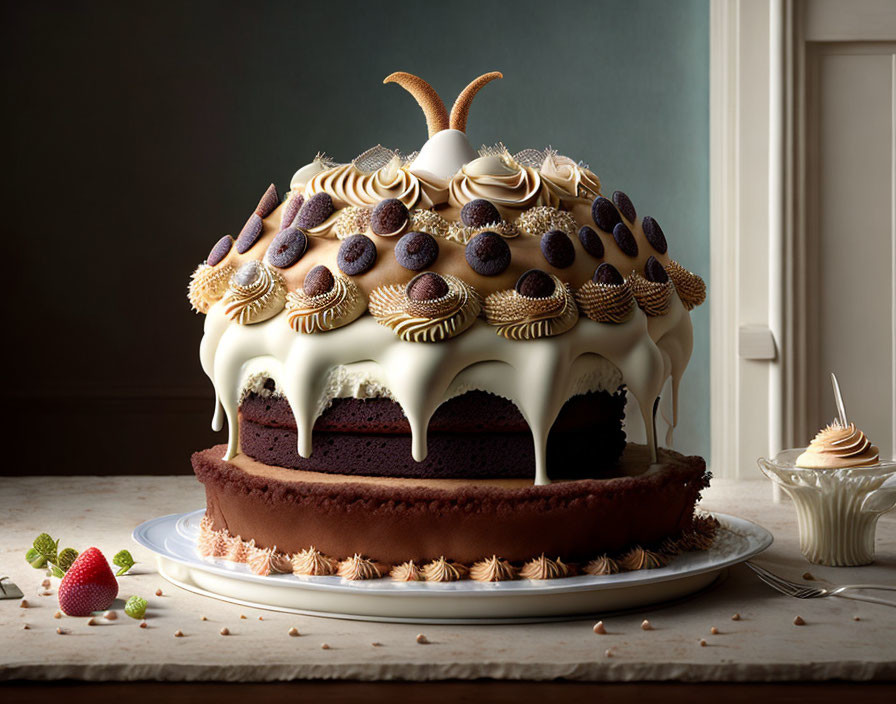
[746,562,896,607]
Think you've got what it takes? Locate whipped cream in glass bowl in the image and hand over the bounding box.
[758,375,896,566]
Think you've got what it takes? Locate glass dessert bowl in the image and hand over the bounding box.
[758,375,896,566]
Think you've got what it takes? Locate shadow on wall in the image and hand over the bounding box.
[2,0,709,475]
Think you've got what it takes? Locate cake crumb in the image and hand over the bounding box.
[139,621,148,629]
[699,639,707,647]
[174,629,184,637]
[854,616,861,621]
[288,627,299,637]
[200,615,208,621]
[240,614,247,619]
[416,633,430,644]
[641,619,653,631]
[104,610,117,621]
[321,643,330,650]
[19,599,28,609]
[710,626,719,635]
[220,627,230,636]
[41,579,51,589]
[593,621,607,634]
[87,618,97,626]
[371,642,383,647]
[731,613,741,621]
[258,616,263,621]
[53,610,62,619]
[56,627,66,635]
[22,623,29,630]
[604,648,613,658]
[802,572,814,580]
[793,616,806,626]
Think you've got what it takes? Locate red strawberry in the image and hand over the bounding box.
[58,547,119,616]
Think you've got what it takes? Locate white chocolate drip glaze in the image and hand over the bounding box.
[199,297,692,486]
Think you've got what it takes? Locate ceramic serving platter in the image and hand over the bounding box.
[133,510,772,624]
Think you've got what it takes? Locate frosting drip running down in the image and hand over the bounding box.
[796,421,880,469]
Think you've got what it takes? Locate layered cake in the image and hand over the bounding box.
[188,72,713,581]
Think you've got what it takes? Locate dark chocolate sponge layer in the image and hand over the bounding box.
[193,444,709,564]
[238,390,626,479]
[241,388,625,435]
[240,419,625,480]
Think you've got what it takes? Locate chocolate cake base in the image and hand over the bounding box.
[193,444,710,565]
[238,389,627,479]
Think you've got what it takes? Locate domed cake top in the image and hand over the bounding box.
[188,71,705,342]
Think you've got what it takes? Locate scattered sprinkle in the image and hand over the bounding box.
[53,611,62,619]
[793,616,806,626]
[87,618,97,626]
[56,627,66,635]
[604,649,613,658]
[240,614,247,620]
[802,572,814,580]
[321,643,330,650]
[19,599,28,609]
[258,616,263,621]
[593,621,607,634]
[371,642,383,647]
[201,616,208,621]
[731,613,741,621]
[41,579,51,589]
[710,626,719,635]
[699,639,707,647]
[139,621,148,629]
[155,589,163,597]
[220,627,230,636]
[641,619,653,631]
[416,633,430,644]
[104,610,117,621]
[174,629,184,637]
[288,627,299,637]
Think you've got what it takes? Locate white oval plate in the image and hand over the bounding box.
[133,510,772,624]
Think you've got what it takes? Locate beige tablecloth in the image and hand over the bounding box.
[1,476,894,682]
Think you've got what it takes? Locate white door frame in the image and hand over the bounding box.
[710,0,896,477]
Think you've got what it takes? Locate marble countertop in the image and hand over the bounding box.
[1,476,894,682]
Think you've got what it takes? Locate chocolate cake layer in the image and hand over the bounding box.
[239,419,625,480]
[193,444,710,564]
[238,390,627,479]
[241,388,625,435]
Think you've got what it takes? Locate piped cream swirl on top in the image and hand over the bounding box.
[539,154,602,207]
[448,154,546,213]
[304,156,445,210]
[795,421,880,469]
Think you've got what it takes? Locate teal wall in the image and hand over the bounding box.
[287,0,710,459]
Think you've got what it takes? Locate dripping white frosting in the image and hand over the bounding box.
[199,298,693,486]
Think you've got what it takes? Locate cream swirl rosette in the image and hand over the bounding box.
[285,272,366,334]
[483,274,579,340]
[795,421,880,469]
[540,153,602,206]
[368,273,481,342]
[448,154,546,214]
[305,155,445,210]
[222,260,286,324]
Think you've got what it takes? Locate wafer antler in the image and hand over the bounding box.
[383,72,449,138]
[449,72,503,132]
